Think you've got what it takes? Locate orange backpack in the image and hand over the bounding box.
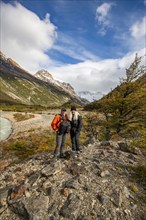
[51,114,61,131]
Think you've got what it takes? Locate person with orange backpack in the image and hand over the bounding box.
[51,108,70,159]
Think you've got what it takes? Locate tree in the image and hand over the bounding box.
[85,54,146,140]
[120,54,146,83]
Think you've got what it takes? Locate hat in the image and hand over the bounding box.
[61,108,66,112]
[71,106,76,111]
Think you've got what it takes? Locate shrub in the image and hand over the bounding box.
[13,113,34,122]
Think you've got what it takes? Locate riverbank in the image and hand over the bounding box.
[0,111,54,140]
[0,117,13,141]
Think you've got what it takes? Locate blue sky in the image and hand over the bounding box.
[1,0,146,94]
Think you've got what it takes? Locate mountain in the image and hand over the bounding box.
[78,90,104,102]
[35,70,77,97]
[0,52,82,107]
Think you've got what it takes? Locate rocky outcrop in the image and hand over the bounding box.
[0,140,146,219]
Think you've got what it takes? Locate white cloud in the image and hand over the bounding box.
[96,3,112,23]
[130,16,146,39]
[144,0,146,5]
[53,33,99,62]
[0,1,57,73]
[49,48,145,94]
[96,2,114,35]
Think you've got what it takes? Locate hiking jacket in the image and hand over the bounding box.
[70,113,82,133]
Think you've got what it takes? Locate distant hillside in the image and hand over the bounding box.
[0,52,83,107]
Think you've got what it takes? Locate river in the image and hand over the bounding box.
[0,117,13,141]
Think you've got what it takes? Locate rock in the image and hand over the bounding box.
[60,193,81,218]
[100,141,111,146]
[111,190,123,207]
[41,161,63,177]
[70,163,85,176]
[5,174,15,182]
[85,136,99,145]
[0,138,145,220]
[123,186,131,198]
[109,141,120,149]
[43,179,52,189]
[97,194,109,205]
[0,187,10,200]
[64,178,79,189]
[60,188,70,197]
[0,159,11,171]
[0,187,10,214]
[24,194,49,220]
[45,186,52,196]
[27,172,41,186]
[118,142,139,154]
[25,189,31,198]
[9,185,25,201]
[14,167,22,172]
[9,200,30,219]
[99,170,110,177]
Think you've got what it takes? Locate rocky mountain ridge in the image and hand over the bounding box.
[35,70,77,97]
[0,139,145,220]
[0,52,82,107]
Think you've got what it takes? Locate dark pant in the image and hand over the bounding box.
[70,131,80,151]
[54,132,66,157]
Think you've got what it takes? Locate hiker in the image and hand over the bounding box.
[51,108,70,158]
[70,106,82,152]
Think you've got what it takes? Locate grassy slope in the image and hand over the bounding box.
[0,56,79,107]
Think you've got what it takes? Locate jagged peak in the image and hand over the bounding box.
[35,69,54,80]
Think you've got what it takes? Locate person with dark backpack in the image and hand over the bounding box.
[69,106,82,152]
[51,108,70,159]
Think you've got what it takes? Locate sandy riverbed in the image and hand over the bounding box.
[0,111,54,140]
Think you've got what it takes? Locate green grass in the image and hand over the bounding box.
[0,128,88,161]
[0,103,61,112]
[133,165,146,186]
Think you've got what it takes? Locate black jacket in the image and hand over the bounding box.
[70,115,82,133]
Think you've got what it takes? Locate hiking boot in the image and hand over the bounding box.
[60,153,65,159]
[50,156,58,163]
